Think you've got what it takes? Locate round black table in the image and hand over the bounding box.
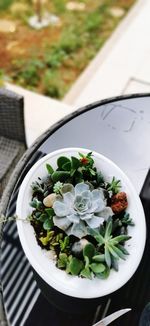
[1,94,150,326]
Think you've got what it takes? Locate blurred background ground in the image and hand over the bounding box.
[0,0,136,99]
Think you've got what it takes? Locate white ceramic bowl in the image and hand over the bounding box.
[16,148,146,299]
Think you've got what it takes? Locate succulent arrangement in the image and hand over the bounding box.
[29,152,134,279]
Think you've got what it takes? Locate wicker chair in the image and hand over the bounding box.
[0,88,27,197]
[0,88,27,325]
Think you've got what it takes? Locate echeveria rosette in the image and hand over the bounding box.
[53,183,113,239]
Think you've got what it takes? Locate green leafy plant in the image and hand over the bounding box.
[88,220,131,271]
[107,177,121,194]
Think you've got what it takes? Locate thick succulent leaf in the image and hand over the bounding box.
[61,184,74,195]
[67,221,88,238]
[90,263,106,274]
[69,257,84,275]
[71,156,80,170]
[107,244,119,259]
[92,254,105,262]
[105,220,112,240]
[87,227,100,237]
[52,171,70,183]
[67,213,80,223]
[110,256,119,272]
[57,156,71,169]
[63,192,74,207]
[105,246,111,268]
[86,216,104,228]
[57,253,68,269]
[96,207,113,220]
[43,217,54,230]
[53,215,72,231]
[80,213,93,220]
[83,243,95,261]
[92,189,104,201]
[46,163,54,174]
[96,266,110,279]
[80,267,93,279]
[84,255,90,268]
[110,235,131,245]
[110,244,126,260]
[82,190,92,200]
[62,162,71,171]
[75,183,89,196]
[117,244,129,255]
[53,201,69,217]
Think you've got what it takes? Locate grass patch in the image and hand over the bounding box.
[1,0,137,98]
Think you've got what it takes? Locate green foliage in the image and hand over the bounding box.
[46,163,54,175]
[85,11,103,33]
[88,220,131,271]
[0,0,14,10]
[44,48,67,69]
[53,181,63,194]
[121,213,135,226]
[83,243,95,261]
[69,257,84,275]
[107,177,121,194]
[30,198,43,210]
[32,204,54,231]
[57,253,68,269]
[43,70,63,98]
[59,236,70,252]
[51,171,70,183]
[52,0,66,14]
[40,230,54,246]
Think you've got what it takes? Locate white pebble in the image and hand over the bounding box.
[43,193,56,207]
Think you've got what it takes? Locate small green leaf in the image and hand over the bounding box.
[90,263,105,274]
[71,156,80,170]
[51,171,70,182]
[70,168,76,177]
[107,244,119,259]
[111,256,119,272]
[110,244,126,260]
[30,198,43,210]
[57,253,68,269]
[45,208,54,217]
[87,227,100,237]
[46,163,54,174]
[62,162,71,171]
[97,172,104,185]
[35,211,42,219]
[89,168,96,176]
[83,243,95,261]
[39,213,47,222]
[78,152,84,158]
[105,221,112,240]
[110,235,131,245]
[92,254,105,262]
[105,246,111,268]
[117,244,129,255]
[43,217,54,230]
[61,183,74,194]
[80,267,93,279]
[96,266,110,279]
[95,234,105,245]
[84,256,90,268]
[57,156,70,170]
[69,257,84,275]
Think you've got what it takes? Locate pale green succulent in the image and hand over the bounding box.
[53,183,113,239]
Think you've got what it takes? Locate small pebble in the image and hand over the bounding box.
[43,193,56,207]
